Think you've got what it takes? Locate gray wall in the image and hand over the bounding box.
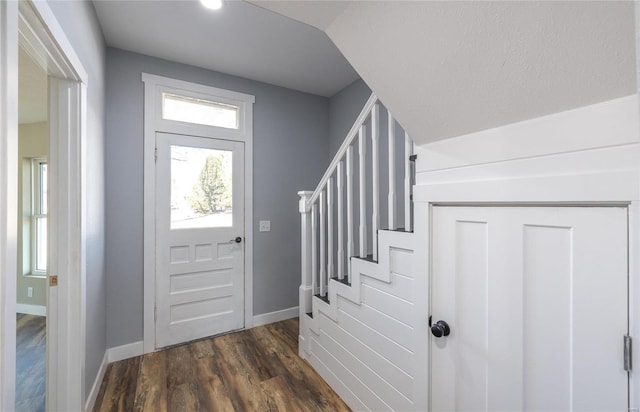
[328,79,371,158]
[47,0,107,400]
[105,48,330,348]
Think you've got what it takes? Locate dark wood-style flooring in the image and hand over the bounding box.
[16,313,46,412]
[94,318,350,412]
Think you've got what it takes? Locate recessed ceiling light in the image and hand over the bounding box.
[200,0,223,10]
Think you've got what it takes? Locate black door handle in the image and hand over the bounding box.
[230,237,242,243]
[430,320,450,338]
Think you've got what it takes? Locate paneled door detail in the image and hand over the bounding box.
[155,132,244,348]
[431,206,628,411]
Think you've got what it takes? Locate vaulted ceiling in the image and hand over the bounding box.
[252,1,637,145]
[92,0,359,97]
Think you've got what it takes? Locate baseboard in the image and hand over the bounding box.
[252,306,299,327]
[84,351,108,412]
[16,303,46,316]
[107,341,144,363]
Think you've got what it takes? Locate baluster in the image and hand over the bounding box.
[359,124,367,258]
[319,189,326,296]
[311,202,318,295]
[404,132,413,232]
[337,161,345,280]
[388,109,396,230]
[346,146,354,283]
[327,176,334,280]
[371,104,380,261]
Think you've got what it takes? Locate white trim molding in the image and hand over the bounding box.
[107,341,144,363]
[253,306,299,327]
[84,340,143,412]
[141,73,255,354]
[0,2,19,409]
[84,351,108,412]
[16,304,46,316]
[416,94,639,175]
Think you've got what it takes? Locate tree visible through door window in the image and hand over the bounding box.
[170,145,232,229]
[30,157,47,275]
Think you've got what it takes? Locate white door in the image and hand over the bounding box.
[155,132,245,348]
[431,206,628,411]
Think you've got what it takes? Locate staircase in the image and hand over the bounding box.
[298,94,427,411]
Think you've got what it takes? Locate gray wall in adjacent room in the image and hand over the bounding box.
[105,48,329,348]
[47,0,107,399]
[328,78,371,158]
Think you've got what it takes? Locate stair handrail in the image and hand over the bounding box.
[305,92,378,211]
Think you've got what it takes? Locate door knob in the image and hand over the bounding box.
[430,320,450,338]
[230,237,242,243]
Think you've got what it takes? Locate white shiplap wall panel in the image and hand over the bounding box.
[315,321,413,410]
[362,272,413,302]
[389,247,414,278]
[306,230,421,411]
[360,284,413,325]
[336,308,414,375]
[318,311,413,399]
[310,337,391,411]
[338,297,413,350]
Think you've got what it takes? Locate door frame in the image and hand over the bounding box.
[0,0,87,410]
[142,73,255,353]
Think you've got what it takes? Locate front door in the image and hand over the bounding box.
[155,132,245,348]
[431,206,629,411]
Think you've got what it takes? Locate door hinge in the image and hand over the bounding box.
[154,147,158,163]
[624,335,632,372]
[49,275,58,287]
[154,306,157,321]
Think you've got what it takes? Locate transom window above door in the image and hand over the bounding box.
[162,93,239,129]
[146,75,254,142]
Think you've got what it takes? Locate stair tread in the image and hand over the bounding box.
[331,276,351,287]
[352,254,378,263]
[381,227,413,233]
[315,294,330,304]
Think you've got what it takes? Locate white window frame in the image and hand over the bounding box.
[153,80,253,141]
[141,73,255,354]
[30,157,47,276]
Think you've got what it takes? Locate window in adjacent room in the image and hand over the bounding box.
[29,157,47,275]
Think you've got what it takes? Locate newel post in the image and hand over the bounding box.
[298,191,313,356]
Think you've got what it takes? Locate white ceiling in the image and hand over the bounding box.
[19,47,48,125]
[257,1,637,145]
[92,0,359,97]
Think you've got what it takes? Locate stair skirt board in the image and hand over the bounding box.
[302,230,425,411]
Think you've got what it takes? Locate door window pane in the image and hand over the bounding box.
[162,93,239,129]
[171,145,233,229]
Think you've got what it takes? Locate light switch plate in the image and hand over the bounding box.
[259,220,271,232]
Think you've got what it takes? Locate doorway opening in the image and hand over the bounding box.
[16,45,49,412]
[1,1,89,409]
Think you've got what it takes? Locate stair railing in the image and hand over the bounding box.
[298,93,414,314]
